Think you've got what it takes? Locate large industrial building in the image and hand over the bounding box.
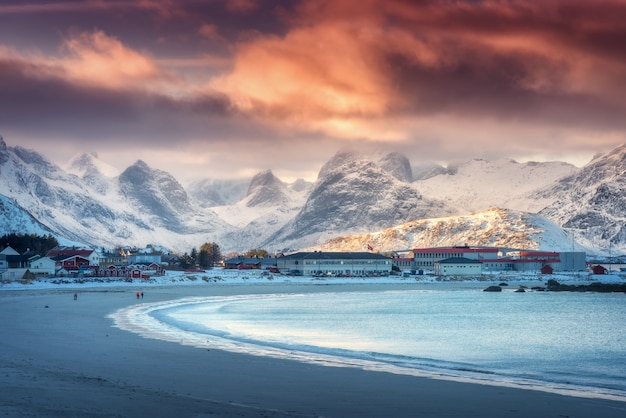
[396,246,586,275]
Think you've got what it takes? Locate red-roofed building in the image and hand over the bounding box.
[411,246,499,269]
[46,247,100,271]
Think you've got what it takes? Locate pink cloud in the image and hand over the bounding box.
[208,0,626,143]
[226,0,259,14]
[59,31,165,89]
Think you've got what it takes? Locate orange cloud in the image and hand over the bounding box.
[64,31,158,86]
[209,0,626,142]
[58,30,177,91]
[210,22,392,122]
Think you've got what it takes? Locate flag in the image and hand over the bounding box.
[367,244,373,251]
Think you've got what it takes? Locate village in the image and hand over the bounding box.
[0,242,598,283]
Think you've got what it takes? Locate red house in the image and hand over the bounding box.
[592,265,608,275]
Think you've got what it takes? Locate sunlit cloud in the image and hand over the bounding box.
[2,0,626,182]
[210,22,392,123]
[207,0,626,147]
[59,31,162,88]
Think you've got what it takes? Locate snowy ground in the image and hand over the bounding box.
[1,268,624,291]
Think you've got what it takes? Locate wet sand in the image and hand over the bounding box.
[1,283,625,417]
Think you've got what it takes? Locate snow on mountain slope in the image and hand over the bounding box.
[117,160,194,231]
[377,152,413,182]
[188,177,249,207]
[538,144,626,254]
[64,152,119,195]
[65,152,120,178]
[2,135,623,255]
[264,152,455,251]
[0,138,235,251]
[211,172,312,251]
[313,208,587,253]
[414,159,579,213]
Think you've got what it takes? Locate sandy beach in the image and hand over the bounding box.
[1,282,625,418]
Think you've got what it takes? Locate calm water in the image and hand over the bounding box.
[116,289,626,400]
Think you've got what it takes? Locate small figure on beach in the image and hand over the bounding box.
[141,292,144,299]
[73,293,77,301]
[136,291,140,299]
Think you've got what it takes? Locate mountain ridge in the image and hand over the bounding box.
[0,136,623,255]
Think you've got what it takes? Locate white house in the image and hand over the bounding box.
[434,257,482,276]
[28,256,57,276]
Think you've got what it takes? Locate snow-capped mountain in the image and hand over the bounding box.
[188,178,249,207]
[0,137,233,251]
[413,158,579,213]
[65,152,119,195]
[537,144,626,253]
[212,170,311,250]
[312,208,585,253]
[1,135,623,255]
[244,170,291,208]
[118,160,193,231]
[263,152,455,251]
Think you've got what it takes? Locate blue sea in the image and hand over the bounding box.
[112,288,626,400]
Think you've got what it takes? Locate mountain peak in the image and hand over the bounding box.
[118,161,192,228]
[246,169,288,207]
[377,152,413,182]
[66,152,119,179]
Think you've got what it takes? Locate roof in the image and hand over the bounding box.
[436,257,482,264]
[279,252,391,260]
[0,246,20,256]
[413,247,499,254]
[47,248,96,258]
[51,255,91,262]
[224,257,264,265]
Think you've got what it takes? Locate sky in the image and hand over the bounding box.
[1,0,626,184]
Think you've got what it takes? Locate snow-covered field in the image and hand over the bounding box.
[2,268,624,291]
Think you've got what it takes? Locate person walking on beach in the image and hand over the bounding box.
[136,291,140,299]
[73,293,77,301]
[141,292,144,299]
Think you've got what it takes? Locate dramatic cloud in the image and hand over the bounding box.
[1,0,625,181]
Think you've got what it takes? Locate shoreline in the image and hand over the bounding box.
[110,291,626,404]
[2,282,626,417]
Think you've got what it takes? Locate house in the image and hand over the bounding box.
[28,256,56,276]
[224,257,278,270]
[592,265,608,275]
[224,257,263,269]
[46,248,100,267]
[434,257,482,276]
[51,254,92,272]
[277,251,392,277]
